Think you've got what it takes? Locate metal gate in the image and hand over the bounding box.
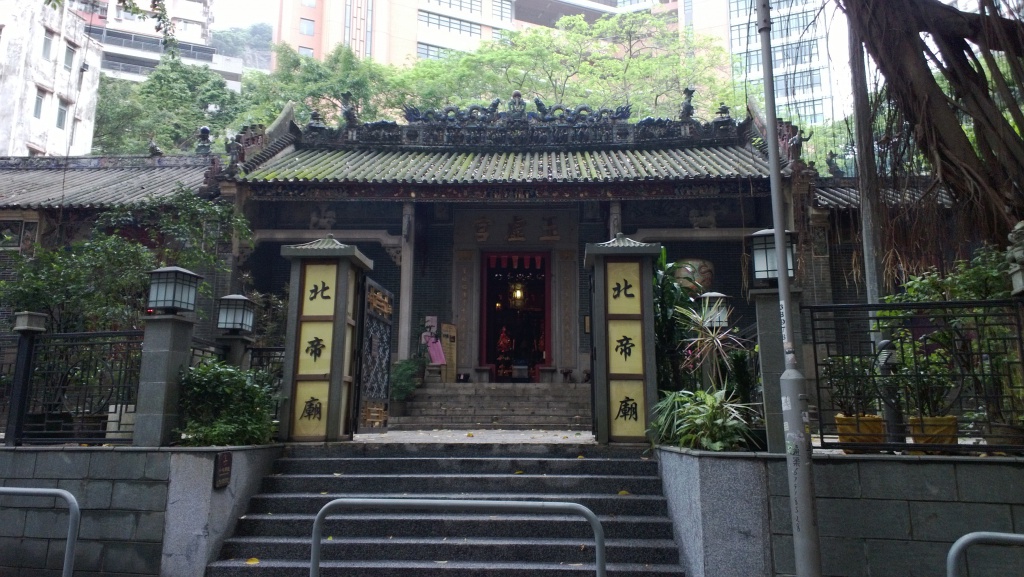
[354,277,393,433]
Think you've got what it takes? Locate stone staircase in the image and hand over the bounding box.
[388,381,592,431]
[205,442,684,577]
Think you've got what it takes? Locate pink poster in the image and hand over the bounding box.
[427,337,446,365]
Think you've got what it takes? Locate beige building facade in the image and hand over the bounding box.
[275,0,654,66]
[0,0,102,156]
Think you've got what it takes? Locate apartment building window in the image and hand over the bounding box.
[428,0,481,14]
[115,6,140,20]
[344,0,352,45]
[492,0,512,22]
[417,43,450,60]
[617,0,646,7]
[418,11,481,37]
[778,69,821,96]
[301,0,316,6]
[784,98,824,124]
[729,0,753,19]
[773,40,818,67]
[34,89,45,119]
[492,28,509,42]
[365,0,374,57]
[64,45,77,71]
[42,30,54,60]
[298,46,314,57]
[300,18,315,36]
[56,99,69,130]
[739,50,761,74]
[775,11,816,39]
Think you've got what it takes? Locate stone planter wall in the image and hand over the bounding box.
[0,444,281,577]
[657,447,1024,577]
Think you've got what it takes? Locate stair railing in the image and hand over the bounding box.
[310,498,607,577]
[946,531,1024,577]
[0,488,81,577]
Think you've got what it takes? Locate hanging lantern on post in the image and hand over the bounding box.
[747,229,796,287]
[217,294,256,334]
[147,266,202,314]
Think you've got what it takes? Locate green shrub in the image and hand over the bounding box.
[648,388,753,451]
[178,361,276,446]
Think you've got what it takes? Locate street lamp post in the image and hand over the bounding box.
[755,1,822,576]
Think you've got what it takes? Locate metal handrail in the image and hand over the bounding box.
[310,498,606,577]
[0,488,80,577]
[947,531,1024,577]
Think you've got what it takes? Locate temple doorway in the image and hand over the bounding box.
[481,252,550,382]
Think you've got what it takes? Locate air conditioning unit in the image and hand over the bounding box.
[80,63,90,72]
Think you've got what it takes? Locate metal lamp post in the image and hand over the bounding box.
[698,292,730,328]
[755,1,822,575]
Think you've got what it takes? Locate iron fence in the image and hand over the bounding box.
[807,300,1024,453]
[190,338,225,366]
[250,347,285,434]
[21,331,144,445]
[0,335,18,438]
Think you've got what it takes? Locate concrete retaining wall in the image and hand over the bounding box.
[658,447,1024,577]
[0,444,281,577]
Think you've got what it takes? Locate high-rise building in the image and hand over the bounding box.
[0,0,102,156]
[69,0,244,91]
[685,0,851,126]
[275,0,655,65]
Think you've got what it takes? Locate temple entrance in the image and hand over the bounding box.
[481,252,550,382]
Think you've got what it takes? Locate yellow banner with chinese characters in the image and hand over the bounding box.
[609,380,646,439]
[302,263,338,317]
[606,261,642,315]
[297,321,334,375]
[607,319,643,375]
[292,381,329,439]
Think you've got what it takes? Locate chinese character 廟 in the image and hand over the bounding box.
[615,396,638,421]
[300,397,322,421]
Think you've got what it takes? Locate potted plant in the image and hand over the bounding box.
[823,355,886,448]
[389,357,426,417]
[897,342,959,447]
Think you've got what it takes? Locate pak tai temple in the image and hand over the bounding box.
[0,92,866,439]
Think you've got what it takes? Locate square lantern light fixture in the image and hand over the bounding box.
[747,229,796,286]
[509,282,526,310]
[698,292,731,328]
[217,294,255,334]
[147,266,202,314]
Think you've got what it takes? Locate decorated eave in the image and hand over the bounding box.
[0,155,221,210]
[236,94,779,193]
[280,234,373,269]
[814,177,954,209]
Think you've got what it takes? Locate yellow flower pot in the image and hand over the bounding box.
[835,414,886,452]
[909,415,958,447]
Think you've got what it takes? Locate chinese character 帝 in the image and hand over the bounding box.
[615,335,635,360]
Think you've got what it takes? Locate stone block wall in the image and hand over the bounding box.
[658,448,1024,577]
[0,445,280,577]
[769,456,1024,577]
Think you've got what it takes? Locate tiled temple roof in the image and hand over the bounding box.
[239,145,772,185]
[0,155,219,209]
[815,178,953,209]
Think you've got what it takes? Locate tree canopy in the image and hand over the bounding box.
[838,0,1024,244]
[94,57,240,154]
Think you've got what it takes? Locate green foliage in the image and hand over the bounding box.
[93,76,154,154]
[390,357,426,401]
[675,298,745,390]
[0,189,250,332]
[93,57,239,154]
[885,244,1009,303]
[653,249,698,392]
[823,355,879,416]
[210,24,272,69]
[388,13,734,119]
[178,361,276,446]
[94,186,251,274]
[0,234,155,332]
[648,388,752,451]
